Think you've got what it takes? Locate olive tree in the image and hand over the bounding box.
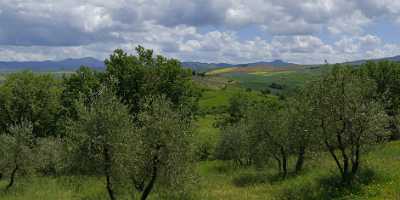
[67,87,133,200]
[126,96,194,200]
[0,121,36,190]
[286,91,319,173]
[310,65,389,183]
[247,102,292,177]
[35,136,67,175]
[359,61,400,140]
[214,122,253,166]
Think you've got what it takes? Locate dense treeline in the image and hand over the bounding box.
[0,46,199,200]
[1,45,400,199]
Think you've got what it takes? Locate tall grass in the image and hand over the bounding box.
[1,143,400,200]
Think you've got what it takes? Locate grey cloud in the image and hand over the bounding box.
[1,0,400,64]
[0,0,395,47]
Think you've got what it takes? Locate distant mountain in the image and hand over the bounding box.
[182,59,297,71]
[0,57,297,72]
[2,54,400,73]
[0,57,105,72]
[233,60,298,67]
[180,62,222,72]
[344,55,400,65]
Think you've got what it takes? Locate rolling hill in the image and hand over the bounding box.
[182,59,298,72]
[1,54,399,73]
[344,55,400,65]
[0,58,296,72]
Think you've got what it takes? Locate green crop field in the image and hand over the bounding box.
[202,65,327,94]
[216,67,325,93]
[199,85,273,114]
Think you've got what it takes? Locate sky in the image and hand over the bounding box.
[1,0,400,64]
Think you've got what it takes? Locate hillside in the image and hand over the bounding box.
[203,64,322,93]
[345,55,400,65]
[0,58,297,73]
[2,54,399,73]
[182,60,298,72]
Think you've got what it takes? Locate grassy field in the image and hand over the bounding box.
[221,67,323,92]
[206,67,240,75]
[205,65,302,76]
[194,75,273,114]
[198,85,273,114]
[1,141,400,200]
[197,142,400,200]
[203,65,327,94]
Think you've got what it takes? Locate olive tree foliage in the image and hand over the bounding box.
[125,96,194,200]
[0,71,62,137]
[242,92,320,176]
[359,61,400,140]
[66,87,134,200]
[35,136,66,175]
[104,46,200,118]
[0,121,36,190]
[309,65,390,183]
[246,102,292,177]
[215,95,296,177]
[215,122,252,166]
[220,92,255,126]
[285,90,319,173]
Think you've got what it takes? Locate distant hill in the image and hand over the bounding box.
[181,62,222,72]
[182,60,298,72]
[0,58,296,72]
[4,54,400,73]
[234,60,298,68]
[0,57,105,72]
[344,55,400,65]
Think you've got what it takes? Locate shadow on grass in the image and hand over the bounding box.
[278,168,380,200]
[232,172,268,187]
[205,161,245,174]
[232,171,298,187]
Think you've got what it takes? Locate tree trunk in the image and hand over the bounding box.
[236,159,244,167]
[6,164,18,190]
[140,163,158,200]
[103,146,116,200]
[295,146,306,174]
[282,156,287,178]
[338,144,350,184]
[273,155,282,173]
[280,148,288,178]
[325,140,344,176]
[389,118,400,141]
[350,143,360,178]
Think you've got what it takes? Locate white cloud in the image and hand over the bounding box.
[327,10,371,35]
[0,0,400,64]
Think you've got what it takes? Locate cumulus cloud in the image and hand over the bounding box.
[0,0,400,63]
